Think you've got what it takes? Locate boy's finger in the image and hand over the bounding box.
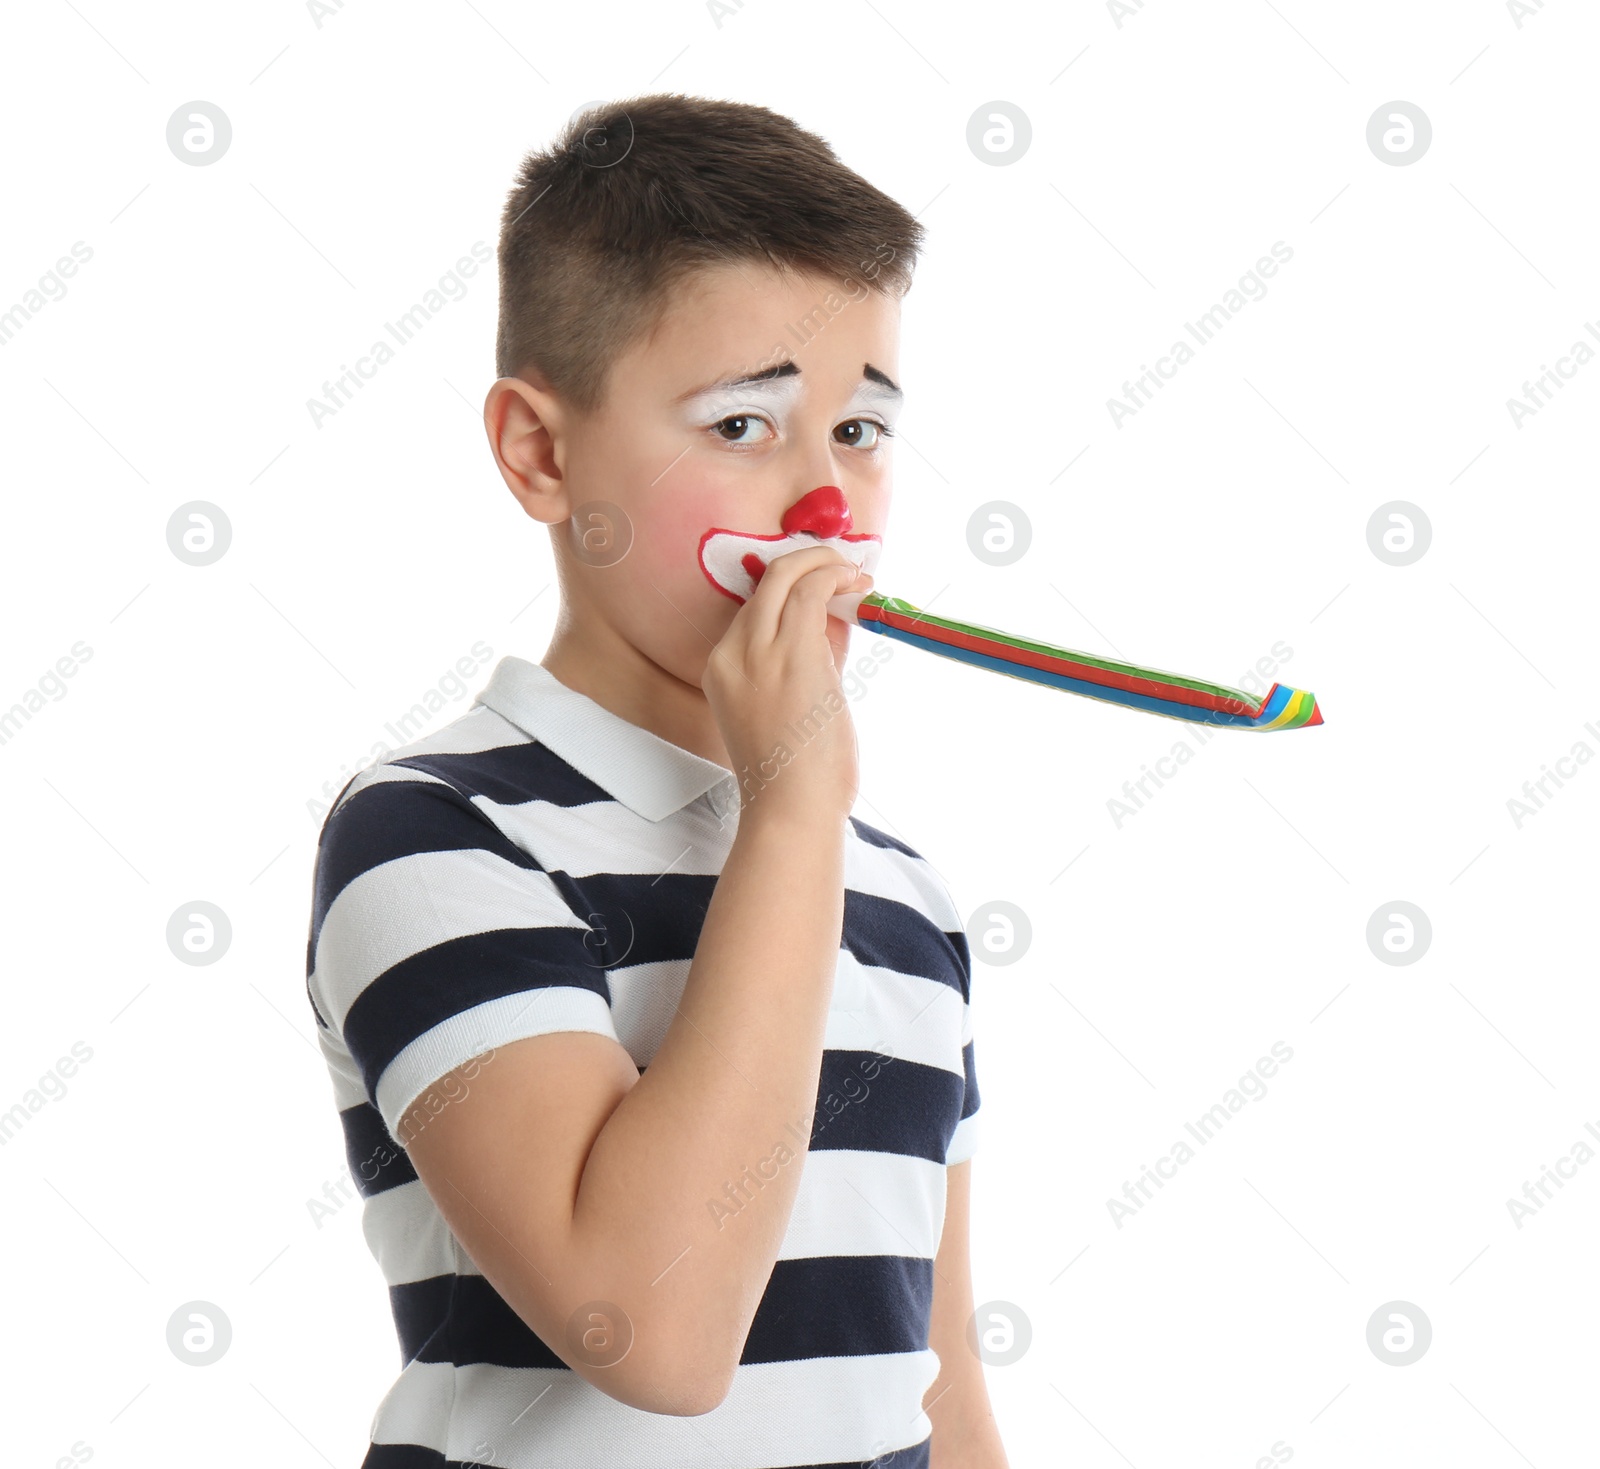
[774,563,857,648]
[736,546,858,649]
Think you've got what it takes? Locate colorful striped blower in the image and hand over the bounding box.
[838,590,1323,731]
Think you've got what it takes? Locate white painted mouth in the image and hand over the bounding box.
[698,527,883,606]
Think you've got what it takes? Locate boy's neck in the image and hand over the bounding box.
[540,622,733,774]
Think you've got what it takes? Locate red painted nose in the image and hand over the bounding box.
[781,485,853,538]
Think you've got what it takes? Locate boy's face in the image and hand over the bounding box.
[500,259,903,687]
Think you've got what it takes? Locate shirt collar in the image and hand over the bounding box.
[472,655,741,823]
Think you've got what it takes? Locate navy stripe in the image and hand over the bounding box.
[960,1038,980,1124]
[948,928,972,1001]
[843,889,967,995]
[633,1047,964,1166]
[363,1445,446,1468]
[848,815,923,860]
[742,1254,932,1363]
[505,870,967,998]
[342,926,613,1104]
[542,870,718,966]
[808,1050,965,1164]
[390,744,618,812]
[340,1102,419,1197]
[395,1272,553,1370]
[363,1440,929,1469]
[393,1253,932,1372]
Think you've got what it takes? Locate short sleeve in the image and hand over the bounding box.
[306,767,619,1142]
[944,926,981,1166]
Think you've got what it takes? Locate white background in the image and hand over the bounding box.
[2,1,1596,1465]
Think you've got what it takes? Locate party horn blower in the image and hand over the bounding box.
[825,588,1323,731]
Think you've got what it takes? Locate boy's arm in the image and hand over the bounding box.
[924,1158,1010,1467]
[405,804,848,1416]
[401,547,870,1417]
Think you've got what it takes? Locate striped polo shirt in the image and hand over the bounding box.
[305,653,981,1469]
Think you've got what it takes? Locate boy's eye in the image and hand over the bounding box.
[834,418,891,451]
[711,414,774,445]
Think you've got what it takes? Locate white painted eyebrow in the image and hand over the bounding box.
[680,374,804,411]
[853,379,902,408]
[675,362,904,406]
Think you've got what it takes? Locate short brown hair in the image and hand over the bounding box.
[494,93,926,413]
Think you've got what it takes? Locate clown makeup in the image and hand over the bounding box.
[697,483,884,606]
[680,361,900,607]
[675,362,903,455]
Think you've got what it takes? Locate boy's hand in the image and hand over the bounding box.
[703,544,873,825]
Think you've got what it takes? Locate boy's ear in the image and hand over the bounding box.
[484,375,572,526]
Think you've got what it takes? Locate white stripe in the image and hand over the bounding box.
[316,1025,370,1112]
[375,988,619,1140]
[945,1111,979,1166]
[778,1148,947,1261]
[602,958,686,1064]
[826,959,967,1076]
[844,833,964,933]
[370,1353,937,1466]
[604,951,966,1078]
[368,1146,949,1287]
[361,1180,475,1283]
[365,1358,456,1451]
[479,789,734,878]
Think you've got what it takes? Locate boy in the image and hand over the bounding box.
[306,93,1008,1468]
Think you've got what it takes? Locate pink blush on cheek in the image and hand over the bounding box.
[648,490,745,596]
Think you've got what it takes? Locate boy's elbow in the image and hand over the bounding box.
[623,1362,734,1417]
[492,1240,738,1416]
[550,1311,736,1417]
